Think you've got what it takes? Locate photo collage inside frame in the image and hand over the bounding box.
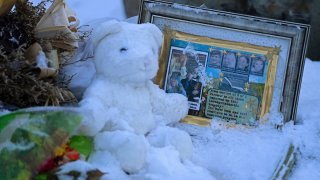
[164,39,269,125]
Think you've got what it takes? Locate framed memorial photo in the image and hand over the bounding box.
[139,0,310,126]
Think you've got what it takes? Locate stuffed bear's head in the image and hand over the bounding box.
[90,20,163,85]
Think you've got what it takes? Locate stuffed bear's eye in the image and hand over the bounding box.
[120,47,128,52]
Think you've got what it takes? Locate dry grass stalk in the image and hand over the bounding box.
[0,0,78,108]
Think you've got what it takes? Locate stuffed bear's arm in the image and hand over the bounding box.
[147,81,189,125]
[78,79,133,136]
[78,94,107,136]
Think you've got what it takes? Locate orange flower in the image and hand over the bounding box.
[65,150,80,161]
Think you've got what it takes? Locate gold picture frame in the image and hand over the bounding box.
[156,28,279,125]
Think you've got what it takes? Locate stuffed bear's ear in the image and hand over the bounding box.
[82,20,121,59]
[143,23,163,48]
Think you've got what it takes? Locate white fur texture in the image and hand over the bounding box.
[79,20,190,174]
[88,150,130,180]
[95,131,147,173]
[147,126,193,160]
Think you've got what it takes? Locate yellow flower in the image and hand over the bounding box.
[54,146,65,157]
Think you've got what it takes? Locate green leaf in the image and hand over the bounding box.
[0,113,16,133]
[16,169,32,180]
[0,112,26,133]
[44,111,82,134]
[0,108,35,132]
[33,173,48,180]
[0,149,30,180]
[69,135,94,159]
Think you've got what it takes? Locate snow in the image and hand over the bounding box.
[89,150,130,180]
[289,59,320,179]
[180,59,320,180]
[36,51,48,68]
[132,146,215,180]
[56,160,97,179]
[147,126,193,160]
[31,0,126,24]
[94,131,147,173]
[178,122,293,179]
[26,1,320,179]
[171,3,204,14]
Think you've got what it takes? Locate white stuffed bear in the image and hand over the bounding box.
[78,20,192,174]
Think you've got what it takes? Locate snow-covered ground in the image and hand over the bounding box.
[290,59,320,179]
[179,59,320,179]
[27,1,320,179]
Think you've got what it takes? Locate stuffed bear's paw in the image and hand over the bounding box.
[94,131,147,174]
[76,107,106,136]
[147,126,192,160]
[166,93,189,123]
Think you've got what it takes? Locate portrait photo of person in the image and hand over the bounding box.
[208,50,222,68]
[236,55,251,73]
[181,72,196,98]
[188,81,202,102]
[181,72,203,103]
[222,51,237,71]
[250,57,265,76]
[170,49,187,78]
[166,74,186,96]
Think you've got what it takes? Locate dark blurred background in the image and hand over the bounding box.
[124,0,319,60]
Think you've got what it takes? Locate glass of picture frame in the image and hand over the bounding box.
[138,0,310,126]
